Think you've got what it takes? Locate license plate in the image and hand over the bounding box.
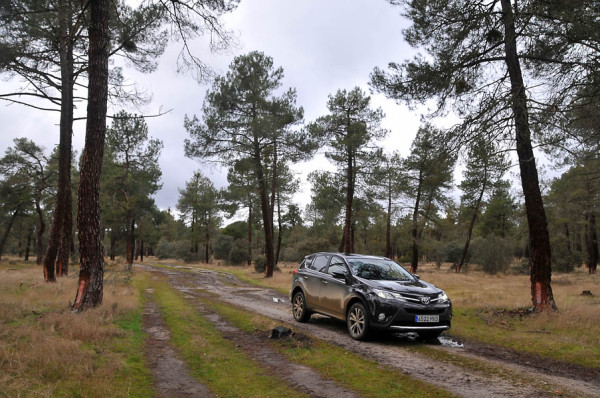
[416,315,439,323]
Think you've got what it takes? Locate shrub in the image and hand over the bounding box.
[470,236,514,274]
[228,239,250,265]
[253,255,266,273]
[156,240,190,260]
[295,237,336,256]
[280,247,303,263]
[214,235,234,261]
[444,241,465,264]
[550,236,582,273]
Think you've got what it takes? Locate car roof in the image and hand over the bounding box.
[305,252,391,261]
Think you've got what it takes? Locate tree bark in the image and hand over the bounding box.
[35,198,46,266]
[501,0,556,311]
[586,213,598,274]
[385,180,392,258]
[25,227,32,262]
[275,191,282,265]
[110,231,115,261]
[72,0,110,311]
[247,202,252,266]
[254,145,275,277]
[44,0,74,280]
[126,214,134,270]
[458,180,487,273]
[410,171,423,273]
[341,150,354,253]
[204,218,210,263]
[0,208,20,260]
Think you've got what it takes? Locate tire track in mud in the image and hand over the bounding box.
[137,263,600,398]
[191,299,362,398]
[142,288,216,398]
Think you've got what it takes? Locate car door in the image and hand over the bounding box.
[300,254,330,311]
[319,255,350,318]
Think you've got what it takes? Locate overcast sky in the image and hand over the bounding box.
[0,0,426,215]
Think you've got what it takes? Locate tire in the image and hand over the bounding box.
[347,302,370,340]
[418,330,442,341]
[292,291,311,322]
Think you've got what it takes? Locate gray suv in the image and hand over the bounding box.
[290,252,452,340]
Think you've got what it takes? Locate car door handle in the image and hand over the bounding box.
[321,280,328,284]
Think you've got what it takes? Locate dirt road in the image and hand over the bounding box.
[138,263,599,398]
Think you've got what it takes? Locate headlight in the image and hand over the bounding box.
[437,292,449,303]
[374,289,406,302]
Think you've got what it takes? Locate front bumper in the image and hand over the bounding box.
[365,297,452,332]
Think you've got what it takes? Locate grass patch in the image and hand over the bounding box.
[135,272,306,398]
[449,307,600,368]
[0,260,154,398]
[201,297,455,398]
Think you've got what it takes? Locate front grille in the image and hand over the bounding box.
[401,292,438,304]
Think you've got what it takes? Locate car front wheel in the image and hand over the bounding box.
[292,291,311,322]
[347,302,369,340]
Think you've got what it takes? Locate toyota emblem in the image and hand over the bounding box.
[420,297,430,305]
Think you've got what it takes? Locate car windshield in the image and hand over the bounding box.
[347,258,414,281]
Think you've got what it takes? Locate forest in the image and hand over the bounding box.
[0,0,598,313]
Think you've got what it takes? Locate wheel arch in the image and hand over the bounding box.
[345,293,369,318]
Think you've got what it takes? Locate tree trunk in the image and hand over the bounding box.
[25,228,32,262]
[254,148,275,277]
[458,182,486,273]
[586,213,598,274]
[126,214,134,270]
[35,199,46,266]
[72,0,110,311]
[501,0,556,311]
[140,239,144,263]
[44,0,74,280]
[247,202,252,266]
[385,182,392,258]
[110,231,115,261]
[205,219,210,264]
[190,215,196,253]
[275,190,282,265]
[565,223,571,255]
[457,208,477,273]
[410,171,423,273]
[0,209,20,260]
[341,151,354,253]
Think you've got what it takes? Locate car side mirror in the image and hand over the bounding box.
[331,270,347,280]
[412,274,420,280]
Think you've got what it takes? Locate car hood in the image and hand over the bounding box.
[359,278,441,295]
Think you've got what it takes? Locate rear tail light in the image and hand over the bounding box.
[292,269,298,274]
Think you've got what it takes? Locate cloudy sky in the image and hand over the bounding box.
[0,0,426,214]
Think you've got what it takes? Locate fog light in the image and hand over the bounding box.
[378,313,386,322]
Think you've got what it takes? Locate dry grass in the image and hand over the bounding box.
[0,258,150,397]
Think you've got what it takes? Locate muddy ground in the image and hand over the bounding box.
[138,264,600,398]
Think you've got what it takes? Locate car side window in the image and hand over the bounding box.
[310,255,330,272]
[327,256,347,276]
[300,257,311,270]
